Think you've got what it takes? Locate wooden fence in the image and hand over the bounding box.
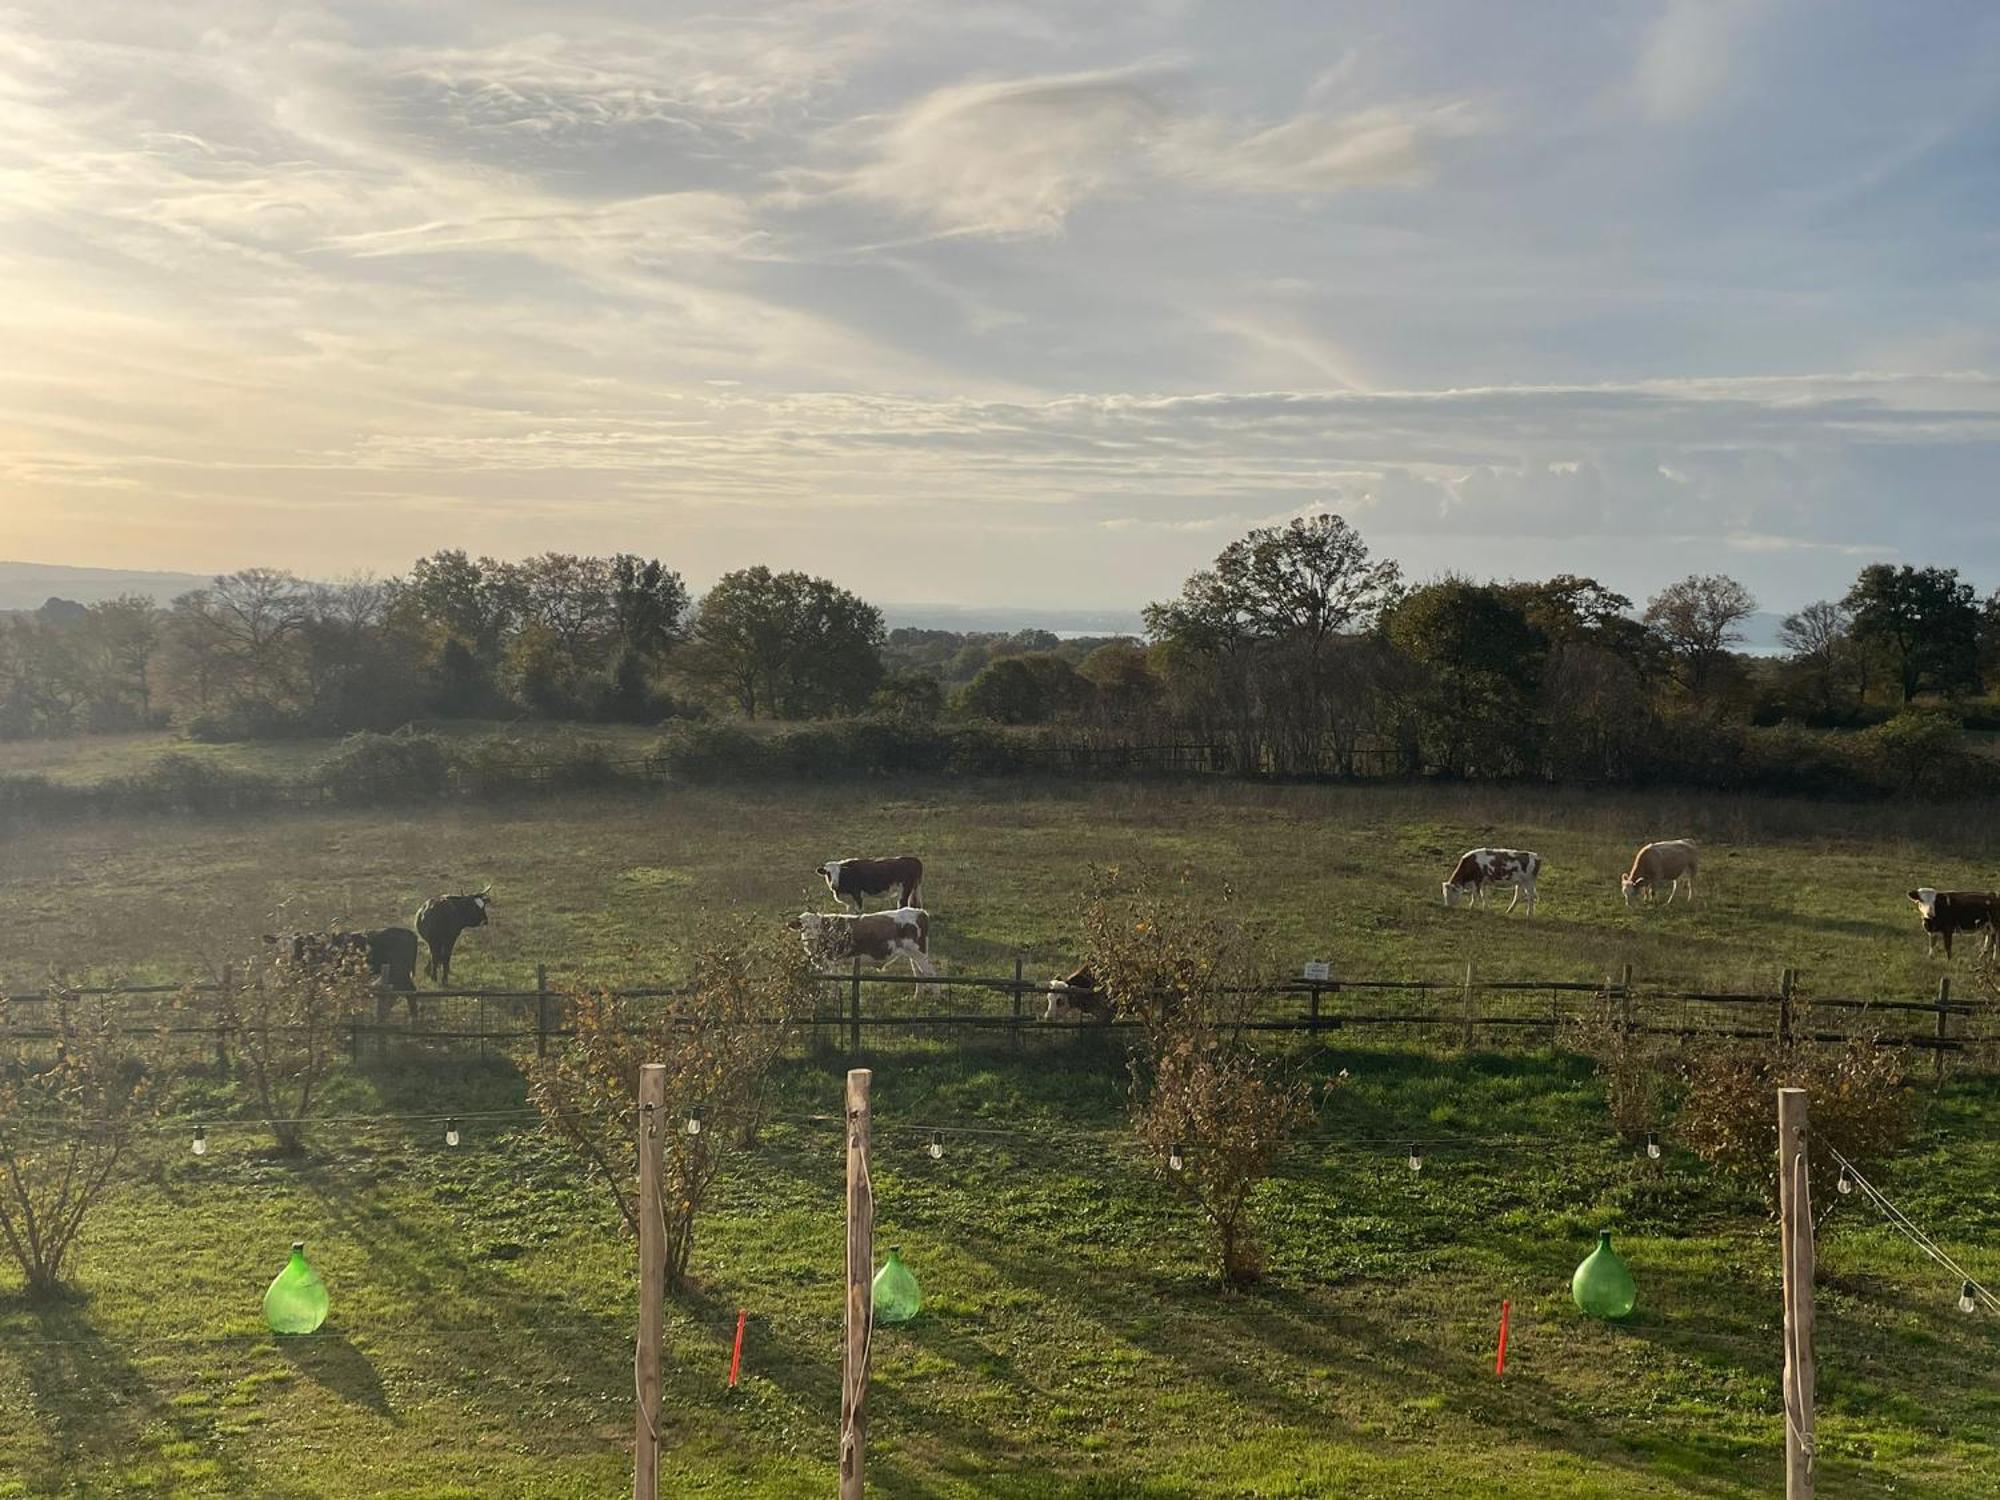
[1,963,1985,1069]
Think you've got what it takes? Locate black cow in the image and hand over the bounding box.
[416,888,492,985]
[263,928,419,991]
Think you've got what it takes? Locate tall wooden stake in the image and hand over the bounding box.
[1460,962,1476,1050]
[1777,1086,1815,1500]
[1934,975,1951,1083]
[840,1068,874,1500]
[849,958,863,1055]
[634,1063,666,1500]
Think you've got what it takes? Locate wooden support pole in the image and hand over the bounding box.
[216,963,233,1074]
[840,1068,874,1500]
[1460,962,1476,1050]
[1934,975,1951,1083]
[1778,967,1797,1048]
[1012,955,1025,1051]
[849,958,863,1055]
[634,1063,667,1500]
[1620,963,1635,1035]
[536,963,551,1058]
[1777,1086,1815,1500]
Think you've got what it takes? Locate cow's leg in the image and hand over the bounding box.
[1504,884,1521,913]
[1662,878,1677,907]
[1522,882,1536,917]
[909,948,937,978]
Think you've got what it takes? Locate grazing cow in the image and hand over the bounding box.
[787,907,935,976]
[1908,888,2000,959]
[1043,966,1113,1023]
[1441,849,1542,915]
[263,928,419,992]
[1622,840,1699,908]
[817,856,923,913]
[415,888,492,986]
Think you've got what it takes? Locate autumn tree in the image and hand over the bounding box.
[688,567,884,718]
[1844,564,1982,703]
[1078,870,1317,1286]
[0,992,153,1294]
[523,922,818,1292]
[1643,574,1756,698]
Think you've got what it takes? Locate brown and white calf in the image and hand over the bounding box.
[1043,966,1113,1023]
[818,855,923,912]
[1621,840,1698,907]
[788,907,936,975]
[1908,888,2000,959]
[1441,849,1542,915]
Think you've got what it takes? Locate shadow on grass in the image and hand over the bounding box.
[0,1292,264,1495]
[275,1325,394,1418]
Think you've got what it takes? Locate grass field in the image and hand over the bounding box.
[4,773,2000,1496]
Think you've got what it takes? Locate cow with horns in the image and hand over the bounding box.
[415,887,492,986]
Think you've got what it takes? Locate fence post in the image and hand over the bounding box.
[1778,967,1797,1048]
[840,1068,874,1500]
[634,1063,667,1500]
[1460,962,1476,1050]
[1620,963,1635,1035]
[536,964,551,1059]
[216,964,233,1075]
[1777,1086,1816,1499]
[1012,955,1025,1050]
[1934,975,1951,1083]
[1309,982,1322,1034]
[849,958,862,1055]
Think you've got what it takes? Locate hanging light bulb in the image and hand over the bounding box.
[1407,1142,1423,1174]
[1960,1281,1978,1314]
[1836,1164,1854,1195]
[192,1124,209,1157]
[685,1106,705,1137]
[1168,1142,1186,1172]
[926,1132,944,1161]
[444,1117,461,1148]
[1645,1132,1662,1160]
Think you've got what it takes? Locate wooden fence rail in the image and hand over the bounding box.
[2,965,1988,1065]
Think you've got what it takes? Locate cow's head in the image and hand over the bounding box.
[1441,882,1466,908]
[818,861,842,885]
[788,912,826,939]
[1044,976,1112,1024]
[1621,873,1645,907]
[1910,888,1940,921]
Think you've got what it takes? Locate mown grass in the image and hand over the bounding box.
[1,1044,1996,1498]
[4,773,2000,1495]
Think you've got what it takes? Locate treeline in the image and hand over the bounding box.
[7,522,2000,797]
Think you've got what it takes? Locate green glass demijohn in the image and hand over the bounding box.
[872,1246,922,1325]
[1572,1230,1636,1320]
[264,1242,329,1335]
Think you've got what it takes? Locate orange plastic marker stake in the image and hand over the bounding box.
[1495,1299,1511,1377]
[728,1308,746,1388]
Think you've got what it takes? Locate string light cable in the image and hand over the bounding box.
[1826,1145,1999,1314]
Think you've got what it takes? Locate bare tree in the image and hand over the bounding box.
[1643,573,1756,697]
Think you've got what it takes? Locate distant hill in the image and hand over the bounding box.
[0,560,209,611]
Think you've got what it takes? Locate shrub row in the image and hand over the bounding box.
[5,711,1998,827]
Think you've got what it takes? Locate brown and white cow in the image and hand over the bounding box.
[1621,840,1698,908]
[1043,966,1113,1023]
[1441,849,1542,915]
[1908,888,2000,959]
[788,907,935,975]
[818,856,923,913]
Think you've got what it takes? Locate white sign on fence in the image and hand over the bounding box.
[1302,961,1332,983]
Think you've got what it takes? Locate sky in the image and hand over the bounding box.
[2,0,1998,615]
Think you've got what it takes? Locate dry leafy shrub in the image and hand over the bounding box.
[1079,868,1317,1286]
[202,950,376,1154]
[1674,1018,1919,1206]
[0,991,153,1294]
[1570,1006,1680,1143]
[523,919,817,1292]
